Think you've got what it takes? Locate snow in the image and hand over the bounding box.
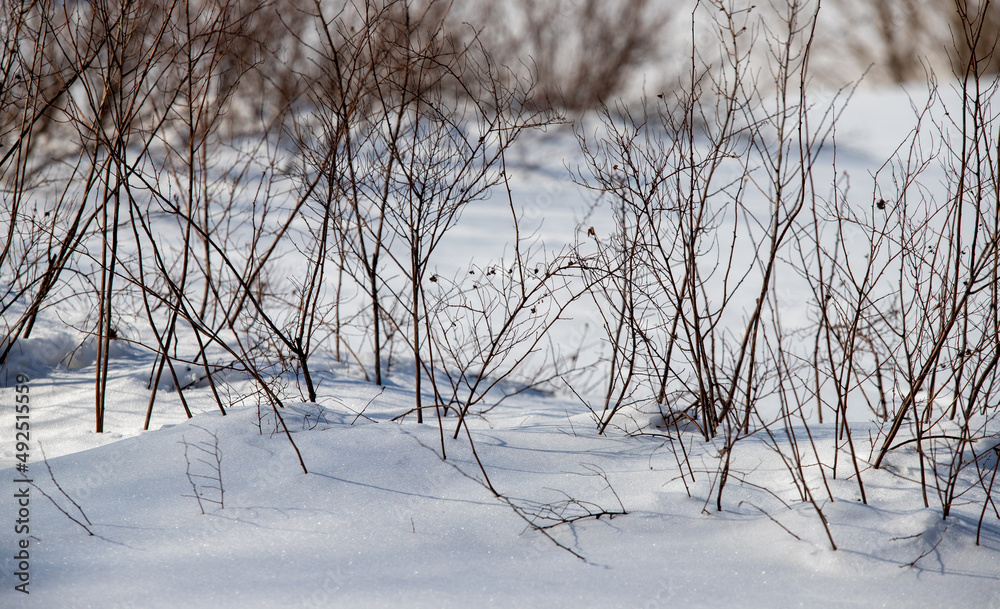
[2,74,999,609]
[3,388,998,608]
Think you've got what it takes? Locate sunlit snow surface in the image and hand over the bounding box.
[2,85,999,608]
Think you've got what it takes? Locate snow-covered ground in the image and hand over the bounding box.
[2,372,999,608]
[2,81,999,608]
